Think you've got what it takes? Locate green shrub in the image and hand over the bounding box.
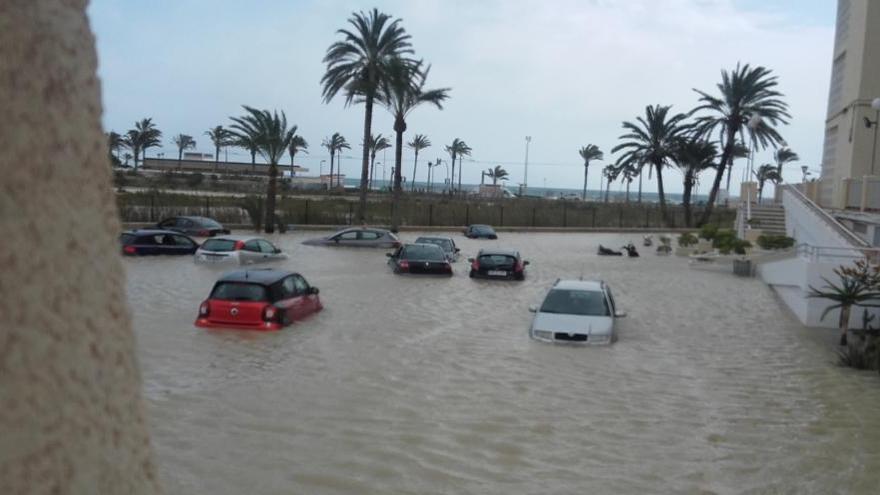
[733,239,752,255]
[185,172,204,188]
[756,234,795,250]
[240,195,263,231]
[699,224,719,240]
[711,229,751,255]
[678,233,698,247]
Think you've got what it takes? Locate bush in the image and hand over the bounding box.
[678,233,698,247]
[756,234,795,250]
[712,229,751,255]
[699,224,719,241]
[185,172,204,188]
[240,195,263,231]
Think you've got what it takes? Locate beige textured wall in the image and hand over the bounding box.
[0,1,160,494]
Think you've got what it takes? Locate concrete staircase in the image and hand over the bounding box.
[748,204,786,235]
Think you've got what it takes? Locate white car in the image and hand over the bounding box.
[195,236,288,265]
[529,279,625,345]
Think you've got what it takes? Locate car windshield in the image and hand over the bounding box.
[473,225,494,233]
[416,238,452,251]
[402,245,446,261]
[120,233,136,245]
[201,239,238,252]
[198,218,222,228]
[478,254,516,268]
[540,289,609,316]
[210,282,268,302]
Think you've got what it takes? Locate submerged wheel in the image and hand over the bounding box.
[469,270,476,278]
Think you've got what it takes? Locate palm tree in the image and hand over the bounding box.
[408,134,431,192]
[322,133,350,189]
[485,165,509,185]
[107,131,123,165]
[367,134,391,189]
[692,63,790,226]
[205,125,232,170]
[322,8,415,222]
[773,147,799,182]
[603,166,620,203]
[228,106,296,233]
[234,134,260,170]
[673,137,717,227]
[724,141,750,205]
[753,163,781,203]
[578,144,603,200]
[123,118,162,171]
[809,266,880,346]
[288,135,308,177]
[612,105,689,226]
[173,134,196,169]
[445,139,472,193]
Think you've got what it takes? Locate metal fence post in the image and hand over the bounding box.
[563,201,567,227]
[348,202,353,225]
[150,194,155,222]
[465,204,470,225]
[619,205,623,228]
[429,203,433,226]
[532,206,536,227]
[645,208,650,228]
[500,205,504,226]
[591,207,596,227]
[305,199,310,225]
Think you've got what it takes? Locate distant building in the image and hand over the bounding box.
[183,152,213,161]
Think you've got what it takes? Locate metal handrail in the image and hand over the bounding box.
[781,184,869,248]
[794,243,880,263]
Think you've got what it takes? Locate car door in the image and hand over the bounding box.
[257,239,281,262]
[157,218,177,230]
[177,218,195,235]
[292,275,318,317]
[171,234,197,254]
[241,240,262,264]
[331,230,360,246]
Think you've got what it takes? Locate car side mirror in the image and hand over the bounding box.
[274,247,282,254]
[455,247,461,252]
[309,287,320,295]
[528,305,537,313]
[386,252,393,258]
[614,311,627,318]
[467,257,474,262]
[523,260,530,266]
[333,238,340,243]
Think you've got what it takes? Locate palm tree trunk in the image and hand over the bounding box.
[724,161,734,205]
[457,156,463,193]
[637,172,643,203]
[656,163,671,227]
[214,144,220,173]
[626,180,631,203]
[698,128,737,226]
[450,152,456,193]
[411,150,418,192]
[839,305,851,346]
[290,151,296,177]
[329,152,335,190]
[683,172,694,227]
[265,162,278,234]
[133,148,140,172]
[391,126,404,230]
[369,154,376,190]
[604,177,611,203]
[582,162,589,200]
[177,148,183,171]
[358,97,374,222]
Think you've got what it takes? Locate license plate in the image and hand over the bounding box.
[488,270,507,276]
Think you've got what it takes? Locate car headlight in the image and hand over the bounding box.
[533,330,553,340]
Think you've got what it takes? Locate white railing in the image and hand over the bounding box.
[782,184,869,248]
[795,243,880,264]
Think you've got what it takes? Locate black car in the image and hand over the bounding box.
[468,248,529,280]
[464,224,498,239]
[414,236,460,261]
[120,229,199,256]
[156,216,230,237]
[386,243,453,275]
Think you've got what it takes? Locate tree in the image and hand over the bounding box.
[107,131,123,160]
[724,141,750,205]
[773,147,799,182]
[173,134,196,169]
[603,166,619,203]
[288,135,308,177]
[322,8,415,222]
[228,106,296,233]
[123,118,161,171]
[753,163,781,202]
[205,125,233,171]
[692,63,790,225]
[485,165,509,185]
[809,263,880,346]
[322,133,350,189]
[673,137,717,227]
[234,134,260,170]
[612,105,689,226]
[445,138,471,193]
[375,58,450,229]
[408,134,431,192]
[578,144,603,200]
[367,133,391,189]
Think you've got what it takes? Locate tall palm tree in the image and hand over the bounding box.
[173,134,196,169]
[445,139,472,193]
[124,118,161,171]
[228,106,296,233]
[485,165,509,185]
[612,105,689,226]
[107,131,123,165]
[408,134,431,192]
[692,63,790,225]
[673,137,717,227]
[724,141,750,205]
[773,146,799,182]
[375,58,450,229]
[288,135,308,177]
[578,144,603,200]
[603,166,620,203]
[322,8,415,222]
[367,134,391,189]
[322,133,350,189]
[205,125,232,170]
[753,163,781,203]
[235,134,259,170]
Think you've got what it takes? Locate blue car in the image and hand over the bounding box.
[120,229,199,256]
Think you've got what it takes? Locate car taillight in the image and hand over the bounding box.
[199,301,210,316]
[392,241,401,248]
[399,260,409,271]
[444,263,452,272]
[471,259,480,270]
[198,229,210,236]
[262,305,277,322]
[123,245,137,255]
[235,240,245,250]
[515,260,524,272]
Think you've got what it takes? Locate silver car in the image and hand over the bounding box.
[302,227,401,248]
[414,236,460,261]
[194,236,288,265]
[529,279,625,345]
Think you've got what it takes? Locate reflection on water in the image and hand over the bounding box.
[126,231,880,494]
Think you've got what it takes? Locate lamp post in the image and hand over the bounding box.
[524,136,531,193]
[801,165,810,184]
[319,160,326,176]
[746,114,763,225]
[866,97,880,175]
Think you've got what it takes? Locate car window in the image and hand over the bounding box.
[359,231,382,240]
[606,287,617,313]
[154,234,177,246]
[243,240,261,252]
[334,231,358,241]
[540,289,610,317]
[201,239,237,252]
[172,235,195,247]
[293,275,309,294]
[179,218,194,228]
[416,238,452,251]
[402,245,446,261]
[199,218,221,229]
[158,219,175,228]
[257,240,277,253]
[210,282,268,302]
[120,233,136,245]
[478,254,516,268]
[280,277,296,298]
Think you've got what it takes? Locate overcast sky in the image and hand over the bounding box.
[88,0,835,194]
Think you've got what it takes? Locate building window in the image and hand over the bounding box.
[852,221,867,234]
[827,51,846,116]
[836,0,850,47]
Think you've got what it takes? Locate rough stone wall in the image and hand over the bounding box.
[0,1,161,493]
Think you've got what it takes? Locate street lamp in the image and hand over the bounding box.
[801,165,812,184]
[524,136,532,191]
[866,97,880,174]
[376,162,385,189]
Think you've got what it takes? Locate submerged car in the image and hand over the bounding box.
[414,236,460,261]
[195,269,322,330]
[302,227,401,248]
[529,279,625,345]
[120,229,199,256]
[195,236,287,265]
[156,216,230,237]
[468,248,529,280]
[386,243,453,275]
[464,224,498,239]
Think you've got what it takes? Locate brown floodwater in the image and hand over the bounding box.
[125,231,880,494]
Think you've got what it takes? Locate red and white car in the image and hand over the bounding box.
[195,269,322,331]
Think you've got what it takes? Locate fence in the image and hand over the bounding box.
[117,191,737,229]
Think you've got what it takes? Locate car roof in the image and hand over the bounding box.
[469,224,493,228]
[217,269,295,285]
[126,229,186,236]
[477,248,519,256]
[335,226,390,233]
[553,279,605,291]
[205,235,259,242]
[415,236,453,242]
[405,243,444,250]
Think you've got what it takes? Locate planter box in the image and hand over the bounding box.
[733,258,753,277]
[696,239,713,252]
[675,247,694,257]
[744,228,764,243]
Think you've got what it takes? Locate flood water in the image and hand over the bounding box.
[125,231,880,494]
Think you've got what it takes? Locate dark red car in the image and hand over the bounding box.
[195,269,322,331]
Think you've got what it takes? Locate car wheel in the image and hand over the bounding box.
[514,273,525,281]
[469,270,476,278]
